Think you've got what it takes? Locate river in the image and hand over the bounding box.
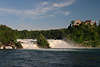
[0,48,100,67]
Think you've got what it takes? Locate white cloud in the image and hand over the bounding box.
[41,2,48,6]
[53,10,70,16]
[0,0,75,18]
[64,11,70,16]
[53,0,75,8]
[0,8,22,15]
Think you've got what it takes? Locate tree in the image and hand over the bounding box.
[37,33,50,48]
[0,25,17,46]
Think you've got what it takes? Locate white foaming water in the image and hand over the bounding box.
[17,39,78,49]
[17,39,39,49]
[48,39,76,48]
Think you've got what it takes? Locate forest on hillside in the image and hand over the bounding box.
[0,20,100,48]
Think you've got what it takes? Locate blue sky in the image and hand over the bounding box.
[0,0,100,30]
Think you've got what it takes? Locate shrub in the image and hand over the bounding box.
[37,34,50,48]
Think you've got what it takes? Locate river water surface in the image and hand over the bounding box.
[0,48,100,67]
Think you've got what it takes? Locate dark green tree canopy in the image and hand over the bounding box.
[0,25,16,45]
[37,33,50,48]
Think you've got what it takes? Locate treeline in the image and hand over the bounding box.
[14,28,67,48]
[0,25,67,48]
[14,29,67,39]
[13,20,100,47]
[0,25,23,49]
[66,21,100,47]
[0,20,100,48]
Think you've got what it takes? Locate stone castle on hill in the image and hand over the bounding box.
[73,20,96,26]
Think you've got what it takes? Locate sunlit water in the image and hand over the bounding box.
[0,48,100,67]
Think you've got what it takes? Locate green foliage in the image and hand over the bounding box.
[66,21,100,47]
[0,20,100,48]
[0,25,17,45]
[37,33,50,48]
